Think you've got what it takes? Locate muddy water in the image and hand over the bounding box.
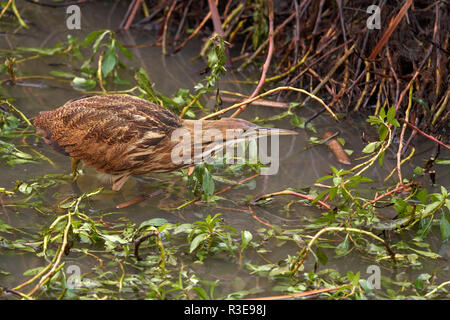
[0,2,448,299]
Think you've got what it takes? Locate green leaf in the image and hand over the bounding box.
[115,41,133,60]
[379,107,386,120]
[23,267,45,276]
[413,166,425,175]
[83,30,106,47]
[241,230,253,252]
[91,30,110,53]
[387,106,396,123]
[335,236,350,256]
[423,201,442,215]
[139,218,168,230]
[316,247,328,265]
[101,234,128,244]
[190,233,207,253]
[18,183,33,195]
[440,212,450,240]
[316,175,333,183]
[362,141,380,153]
[435,159,450,165]
[50,71,76,79]
[193,287,210,300]
[101,43,117,78]
[202,168,215,200]
[378,150,385,167]
[347,271,360,287]
[409,248,441,259]
[72,77,97,90]
[0,219,13,233]
[414,273,431,291]
[378,124,388,141]
[290,114,305,128]
[17,46,62,56]
[416,189,428,204]
[392,198,408,213]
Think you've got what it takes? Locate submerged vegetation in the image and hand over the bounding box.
[0,0,449,300]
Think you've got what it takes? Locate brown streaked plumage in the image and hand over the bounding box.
[34,94,296,191]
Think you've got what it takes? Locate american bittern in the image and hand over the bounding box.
[34,95,296,191]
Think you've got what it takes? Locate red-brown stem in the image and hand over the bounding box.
[231,0,274,118]
[401,119,450,150]
[362,182,414,208]
[123,0,143,31]
[248,205,273,228]
[215,173,260,195]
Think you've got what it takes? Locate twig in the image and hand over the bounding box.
[396,84,414,183]
[368,0,413,60]
[174,0,193,42]
[248,205,273,228]
[401,119,450,150]
[231,0,274,118]
[173,10,211,54]
[292,227,395,275]
[121,0,143,31]
[245,285,346,300]
[201,86,336,121]
[252,189,332,210]
[162,0,177,55]
[424,281,450,298]
[211,95,289,109]
[362,182,414,208]
[238,12,295,71]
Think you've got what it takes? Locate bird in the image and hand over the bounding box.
[34,94,296,191]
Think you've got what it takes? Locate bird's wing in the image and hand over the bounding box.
[34,95,182,174]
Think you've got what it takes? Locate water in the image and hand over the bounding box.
[0,2,448,299]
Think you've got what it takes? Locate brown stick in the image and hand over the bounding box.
[368,0,413,60]
[323,131,351,165]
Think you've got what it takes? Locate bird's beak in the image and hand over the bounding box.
[243,127,298,138]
